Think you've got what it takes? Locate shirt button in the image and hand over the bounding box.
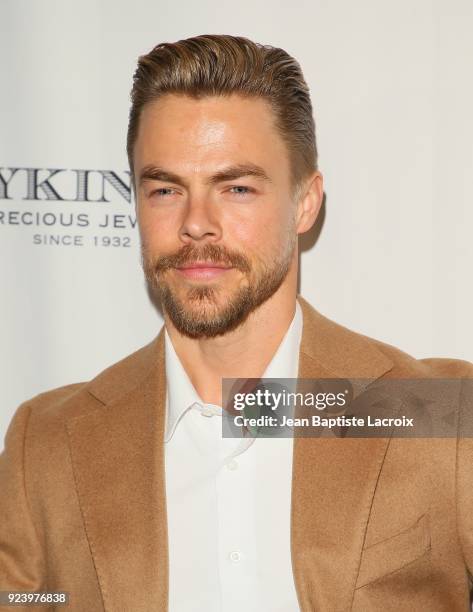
[225,459,238,471]
[229,550,242,563]
[201,407,214,417]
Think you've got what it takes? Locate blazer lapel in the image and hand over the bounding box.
[291,297,395,611]
[66,332,168,612]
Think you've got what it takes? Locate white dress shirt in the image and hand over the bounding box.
[164,302,303,611]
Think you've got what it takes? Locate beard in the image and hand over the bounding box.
[141,237,296,339]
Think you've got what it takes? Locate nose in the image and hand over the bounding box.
[179,194,222,244]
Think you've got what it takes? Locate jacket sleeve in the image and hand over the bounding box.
[0,401,46,592]
[456,375,473,584]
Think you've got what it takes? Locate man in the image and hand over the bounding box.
[1,34,472,612]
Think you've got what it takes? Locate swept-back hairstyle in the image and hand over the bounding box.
[127,34,317,191]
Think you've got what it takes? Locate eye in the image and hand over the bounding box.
[227,186,254,196]
[151,187,176,197]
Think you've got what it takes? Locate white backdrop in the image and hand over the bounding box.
[1,0,472,450]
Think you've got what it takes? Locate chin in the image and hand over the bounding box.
[180,284,221,303]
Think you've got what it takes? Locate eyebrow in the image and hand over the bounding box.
[138,163,271,188]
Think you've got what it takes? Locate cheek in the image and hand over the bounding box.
[224,199,293,255]
[225,216,269,258]
[229,196,294,234]
[137,205,180,252]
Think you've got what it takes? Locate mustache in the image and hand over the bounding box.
[150,243,251,273]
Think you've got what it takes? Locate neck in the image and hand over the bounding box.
[164,270,298,406]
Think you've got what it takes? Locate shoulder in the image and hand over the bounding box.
[10,331,164,433]
[297,294,473,379]
[368,334,473,378]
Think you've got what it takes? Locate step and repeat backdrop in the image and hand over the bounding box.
[1,0,472,448]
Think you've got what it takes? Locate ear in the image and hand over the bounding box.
[296,171,324,234]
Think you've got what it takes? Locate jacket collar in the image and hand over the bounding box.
[85,295,393,407]
[297,295,393,380]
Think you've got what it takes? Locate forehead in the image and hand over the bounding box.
[133,93,291,179]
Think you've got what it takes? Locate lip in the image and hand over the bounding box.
[175,262,233,280]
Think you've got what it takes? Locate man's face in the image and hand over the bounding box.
[134,93,303,338]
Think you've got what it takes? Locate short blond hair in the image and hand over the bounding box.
[127,34,317,191]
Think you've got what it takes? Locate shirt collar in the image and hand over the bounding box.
[164,300,303,443]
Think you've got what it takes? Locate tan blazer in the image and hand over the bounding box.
[1,296,472,611]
